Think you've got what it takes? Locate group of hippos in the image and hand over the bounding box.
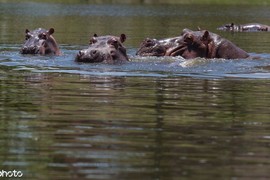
[20,23,270,63]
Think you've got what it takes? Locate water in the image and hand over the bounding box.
[0,1,270,179]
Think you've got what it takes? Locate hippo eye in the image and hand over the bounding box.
[144,39,155,47]
[108,39,119,49]
[184,34,194,44]
[38,33,47,40]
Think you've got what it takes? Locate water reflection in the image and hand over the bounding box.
[0,71,270,179]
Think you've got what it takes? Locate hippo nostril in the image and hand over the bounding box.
[78,50,84,56]
[91,50,97,55]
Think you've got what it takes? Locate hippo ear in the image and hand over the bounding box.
[48,28,55,35]
[202,31,210,41]
[89,37,97,45]
[25,29,31,40]
[120,34,126,43]
[93,33,98,37]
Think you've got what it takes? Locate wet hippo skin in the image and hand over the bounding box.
[217,23,270,32]
[136,29,249,59]
[21,28,61,55]
[75,34,129,63]
[136,36,183,57]
[180,29,249,59]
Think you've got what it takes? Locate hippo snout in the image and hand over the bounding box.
[77,50,84,57]
[80,49,97,57]
[78,49,99,57]
[76,49,104,63]
[76,50,85,61]
[21,45,39,54]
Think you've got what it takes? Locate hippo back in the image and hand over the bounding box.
[217,23,270,32]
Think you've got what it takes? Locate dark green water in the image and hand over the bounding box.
[0,1,270,179]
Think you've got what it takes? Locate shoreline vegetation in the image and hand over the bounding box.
[1,0,270,5]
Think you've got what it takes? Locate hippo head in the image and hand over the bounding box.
[21,28,60,55]
[76,34,129,63]
[136,38,167,57]
[174,29,212,59]
[217,23,235,31]
[136,34,210,59]
[180,29,249,59]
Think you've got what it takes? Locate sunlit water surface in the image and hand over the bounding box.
[0,2,270,179]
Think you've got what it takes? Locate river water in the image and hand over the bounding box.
[0,1,270,179]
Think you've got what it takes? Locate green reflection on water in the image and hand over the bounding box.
[0,70,270,179]
[2,0,270,5]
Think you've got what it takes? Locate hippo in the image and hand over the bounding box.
[75,34,129,63]
[21,28,61,55]
[180,29,249,59]
[136,28,227,58]
[137,29,249,59]
[136,36,183,57]
[136,33,217,59]
[217,23,270,32]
